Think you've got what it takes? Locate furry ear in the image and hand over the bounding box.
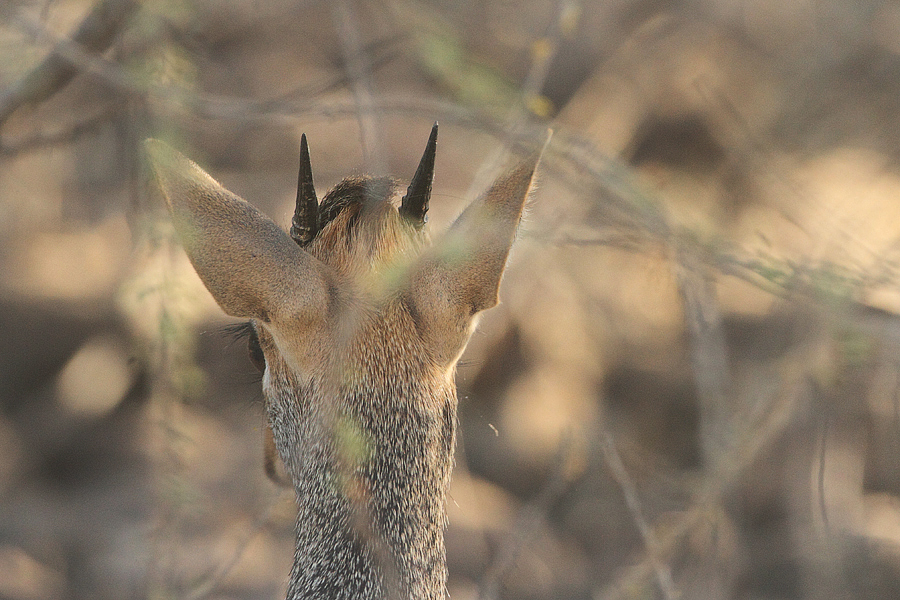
[145,139,331,323]
[408,152,541,365]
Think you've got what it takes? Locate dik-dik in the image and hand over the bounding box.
[145,125,541,600]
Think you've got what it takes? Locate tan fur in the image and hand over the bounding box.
[145,137,541,600]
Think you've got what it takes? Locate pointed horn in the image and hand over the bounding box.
[400,123,438,229]
[290,134,319,246]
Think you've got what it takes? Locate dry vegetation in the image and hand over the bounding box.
[4,0,900,598]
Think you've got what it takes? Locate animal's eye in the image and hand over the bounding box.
[248,327,266,373]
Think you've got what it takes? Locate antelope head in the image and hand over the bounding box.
[145,126,541,600]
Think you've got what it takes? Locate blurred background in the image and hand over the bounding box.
[4,0,900,598]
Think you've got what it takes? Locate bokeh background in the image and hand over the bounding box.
[4,0,900,598]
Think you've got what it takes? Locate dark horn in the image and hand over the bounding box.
[290,134,319,247]
[400,122,438,229]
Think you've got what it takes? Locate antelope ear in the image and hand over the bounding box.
[408,152,541,365]
[145,139,330,323]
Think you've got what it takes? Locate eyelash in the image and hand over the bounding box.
[247,328,266,373]
[224,321,267,373]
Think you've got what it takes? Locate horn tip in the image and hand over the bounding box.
[429,122,438,144]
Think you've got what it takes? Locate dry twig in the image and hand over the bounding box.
[477,434,577,600]
[0,0,138,127]
[330,0,386,173]
[598,426,678,600]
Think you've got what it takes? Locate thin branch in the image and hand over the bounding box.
[0,0,139,127]
[817,414,830,532]
[522,228,652,252]
[0,104,121,155]
[12,2,900,350]
[477,434,576,600]
[598,358,808,600]
[598,427,678,600]
[672,246,733,469]
[184,490,293,600]
[4,10,666,245]
[330,0,386,173]
[894,362,900,450]
[519,0,580,115]
[463,0,572,200]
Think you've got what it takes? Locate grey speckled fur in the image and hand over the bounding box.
[146,134,541,600]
